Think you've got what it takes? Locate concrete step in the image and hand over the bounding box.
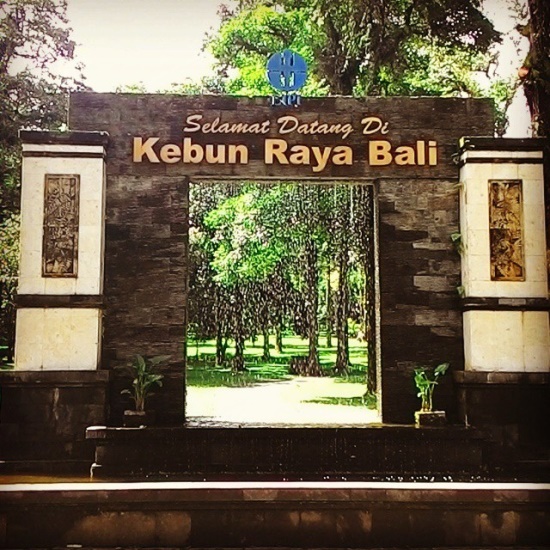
[12,547,550,550]
[0,459,91,478]
[0,481,548,548]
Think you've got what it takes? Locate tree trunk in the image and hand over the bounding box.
[275,320,283,353]
[262,327,271,360]
[305,238,321,375]
[216,324,226,366]
[358,185,377,396]
[524,0,550,137]
[364,265,377,395]
[325,263,333,348]
[335,247,349,374]
[232,286,246,372]
[234,333,246,372]
[215,287,227,366]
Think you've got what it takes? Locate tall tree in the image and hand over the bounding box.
[353,185,377,395]
[208,3,327,96]
[0,0,86,362]
[330,187,351,375]
[0,0,86,215]
[256,183,328,375]
[204,0,506,395]
[204,187,287,371]
[519,0,550,265]
[520,0,550,136]
[0,213,18,362]
[208,0,501,97]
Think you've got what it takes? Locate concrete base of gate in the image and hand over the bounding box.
[86,425,490,480]
[454,372,550,473]
[1,481,549,548]
[0,371,110,465]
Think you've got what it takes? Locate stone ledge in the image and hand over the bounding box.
[0,459,92,476]
[86,424,485,441]
[19,129,109,146]
[461,297,550,311]
[15,294,105,308]
[459,136,547,153]
[1,481,549,504]
[0,370,110,386]
[454,371,550,385]
[85,424,488,480]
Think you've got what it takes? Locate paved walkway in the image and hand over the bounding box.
[186,376,380,425]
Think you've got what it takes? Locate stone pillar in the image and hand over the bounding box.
[15,131,109,370]
[0,131,110,464]
[455,137,550,465]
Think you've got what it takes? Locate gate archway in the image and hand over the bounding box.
[7,94,549,479]
[59,93,493,426]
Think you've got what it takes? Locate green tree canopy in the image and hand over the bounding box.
[0,0,86,215]
[204,188,287,286]
[521,0,550,136]
[207,0,501,96]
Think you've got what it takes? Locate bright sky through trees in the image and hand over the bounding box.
[60,0,529,135]
[66,0,234,92]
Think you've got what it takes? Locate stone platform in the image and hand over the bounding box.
[0,481,549,548]
[86,424,490,480]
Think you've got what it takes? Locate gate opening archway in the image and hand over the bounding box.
[185,178,379,425]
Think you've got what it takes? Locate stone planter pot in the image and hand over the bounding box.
[415,410,446,427]
[123,410,155,427]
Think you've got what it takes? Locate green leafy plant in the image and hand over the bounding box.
[414,362,450,412]
[121,355,169,412]
[0,214,20,364]
[450,231,464,255]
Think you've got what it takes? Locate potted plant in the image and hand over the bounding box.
[120,354,169,427]
[413,362,449,427]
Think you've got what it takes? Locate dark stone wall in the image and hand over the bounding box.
[454,372,550,466]
[67,93,495,179]
[0,371,109,464]
[88,425,485,479]
[378,179,464,423]
[68,93,494,426]
[102,173,188,425]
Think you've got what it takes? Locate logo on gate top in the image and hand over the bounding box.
[267,50,307,92]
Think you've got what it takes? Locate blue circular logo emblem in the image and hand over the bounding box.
[266,50,308,92]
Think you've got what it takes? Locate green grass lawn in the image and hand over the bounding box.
[304,394,377,408]
[186,333,369,388]
[186,363,291,387]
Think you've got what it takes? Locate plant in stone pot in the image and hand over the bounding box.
[413,362,449,427]
[120,354,169,427]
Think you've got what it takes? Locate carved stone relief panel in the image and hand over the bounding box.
[42,174,80,277]
[489,179,524,281]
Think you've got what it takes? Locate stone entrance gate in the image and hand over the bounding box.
[2,94,548,475]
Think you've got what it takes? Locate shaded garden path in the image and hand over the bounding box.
[186,376,380,425]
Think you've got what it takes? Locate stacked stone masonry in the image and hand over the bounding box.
[68,94,495,424]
